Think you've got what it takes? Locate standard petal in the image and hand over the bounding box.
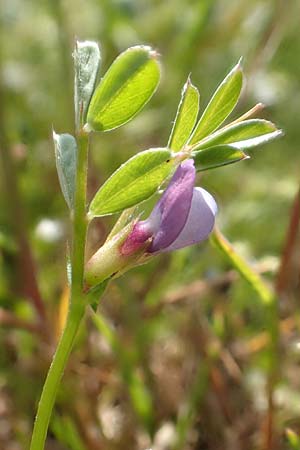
[149,159,196,252]
[161,187,217,252]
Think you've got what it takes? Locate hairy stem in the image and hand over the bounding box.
[29,132,89,450]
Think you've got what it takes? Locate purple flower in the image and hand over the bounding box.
[121,159,217,256]
[84,159,218,288]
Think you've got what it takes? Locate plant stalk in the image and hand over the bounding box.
[29,131,89,450]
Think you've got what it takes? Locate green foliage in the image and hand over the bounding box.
[168,77,200,151]
[86,46,160,131]
[192,145,247,171]
[53,132,77,210]
[1,1,300,449]
[74,40,101,129]
[165,63,281,174]
[189,61,243,144]
[192,119,282,151]
[89,148,173,216]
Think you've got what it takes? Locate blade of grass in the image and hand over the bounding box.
[211,227,275,305]
[173,362,210,450]
[91,310,154,433]
[211,227,280,450]
[51,415,88,450]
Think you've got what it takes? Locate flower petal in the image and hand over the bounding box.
[149,159,196,252]
[161,187,217,252]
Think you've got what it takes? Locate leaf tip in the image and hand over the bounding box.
[275,128,284,139]
[249,102,265,118]
[261,119,283,134]
[237,56,244,68]
[231,57,244,79]
[181,76,191,95]
[256,102,265,111]
[186,73,192,85]
[185,73,197,90]
[129,44,160,60]
[149,49,161,59]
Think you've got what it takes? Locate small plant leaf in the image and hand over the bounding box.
[192,145,247,171]
[86,279,109,312]
[74,40,101,129]
[189,60,243,144]
[192,119,282,151]
[53,132,77,210]
[89,148,173,217]
[86,46,160,132]
[168,77,200,151]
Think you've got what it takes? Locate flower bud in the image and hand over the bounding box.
[84,221,150,289]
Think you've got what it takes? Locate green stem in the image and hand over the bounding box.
[29,303,84,450]
[71,131,89,293]
[29,131,90,450]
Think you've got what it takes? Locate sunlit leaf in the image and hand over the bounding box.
[53,132,77,210]
[168,77,199,151]
[74,40,101,129]
[192,145,248,171]
[89,148,173,217]
[189,60,243,144]
[86,46,160,132]
[192,119,282,150]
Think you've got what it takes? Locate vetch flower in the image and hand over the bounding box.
[121,159,217,255]
[85,159,217,289]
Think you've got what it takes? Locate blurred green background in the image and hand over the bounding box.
[1,0,300,449]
